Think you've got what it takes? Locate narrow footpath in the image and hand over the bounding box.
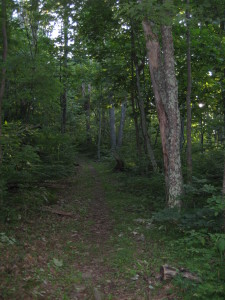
[0,161,175,300]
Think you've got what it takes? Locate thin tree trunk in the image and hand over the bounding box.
[31,0,39,56]
[200,115,204,153]
[222,157,225,196]
[130,25,142,158]
[86,84,91,144]
[135,60,158,171]
[109,98,116,152]
[142,20,183,208]
[180,114,185,151]
[117,100,127,149]
[97,103,102,160]
[82,83,91,144]
[222,155,225,232]
[130,20,157,171]
[186,0,192,183]
[0,0,8,162]
[61,6,68,134]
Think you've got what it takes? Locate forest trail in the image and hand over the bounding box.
[0,160,173,300]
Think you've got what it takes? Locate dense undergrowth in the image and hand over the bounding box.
[0,122,77,222]
[0,134,224,299]
[96,149,225,299]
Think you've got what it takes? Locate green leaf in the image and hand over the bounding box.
[53,258,63,267]
[217,239,225,254]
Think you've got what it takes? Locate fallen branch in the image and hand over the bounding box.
[160,264,201,283]
[42,206,74,217]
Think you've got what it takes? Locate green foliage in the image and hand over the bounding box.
[0,122,77,221]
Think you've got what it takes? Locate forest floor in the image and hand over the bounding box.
[0,160,179,300]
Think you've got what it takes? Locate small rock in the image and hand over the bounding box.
[93,287,103,300]
[74,284,86,293]
[137,234,145,242]
[131,274,139,281]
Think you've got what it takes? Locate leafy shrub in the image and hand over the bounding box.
[0,122,77,221]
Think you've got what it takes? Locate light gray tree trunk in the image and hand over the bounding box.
[109,99,116,152]
[86,84,91,144]
[97,104,102,160]
[117,100,127,149]
[142,20,183,208]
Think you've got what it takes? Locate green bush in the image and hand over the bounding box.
[0,122,77,221]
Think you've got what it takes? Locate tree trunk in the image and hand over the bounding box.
[82,83,91,144]
[117,100,127,149]
[130,25,142,158]
[200,115,204,153]
[0,0,8,162]
[142,20,183,208]
[186,0,192,183]
[109,99,116,152]
[97,103,101,160]
[222,154,225,232]
[223,155,225,196]
[135,60,158,172]
[61,5,69,134]
[31,0,39,56]
[86,84,91,144]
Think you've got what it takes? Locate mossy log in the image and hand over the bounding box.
[160,264,201,282]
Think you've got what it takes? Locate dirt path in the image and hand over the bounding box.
[0,161,173,300]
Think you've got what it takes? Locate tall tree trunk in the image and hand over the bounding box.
[200,115,204,153]
[86,84,91,144]
[82,83,91,144]
[130,25,142,158]
[61,5,68,134]
[130,21,157,171]
[0,0,8,162]
[31,0,39,56]
[97,102,102,160]
[117,100,127,149]
[109,98,116,152]
[135,60,158,171]
[142,20,183,208]
[222,155,225,232]
[186,0,192,183]
[223,155,225,196]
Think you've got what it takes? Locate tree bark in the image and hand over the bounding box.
[130,25,142,158]
[223,155,225,196]
[186,0,192,183]
[135,60,158,172]
[86,84,91,144]
[117,100,127,149]
[61,5,69,134]
[97,103,101,160]
[109,98,116,152]
[82,83,91,144]
[0,0,8,162]
[30,0,39,56]
[142,20,183,208]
